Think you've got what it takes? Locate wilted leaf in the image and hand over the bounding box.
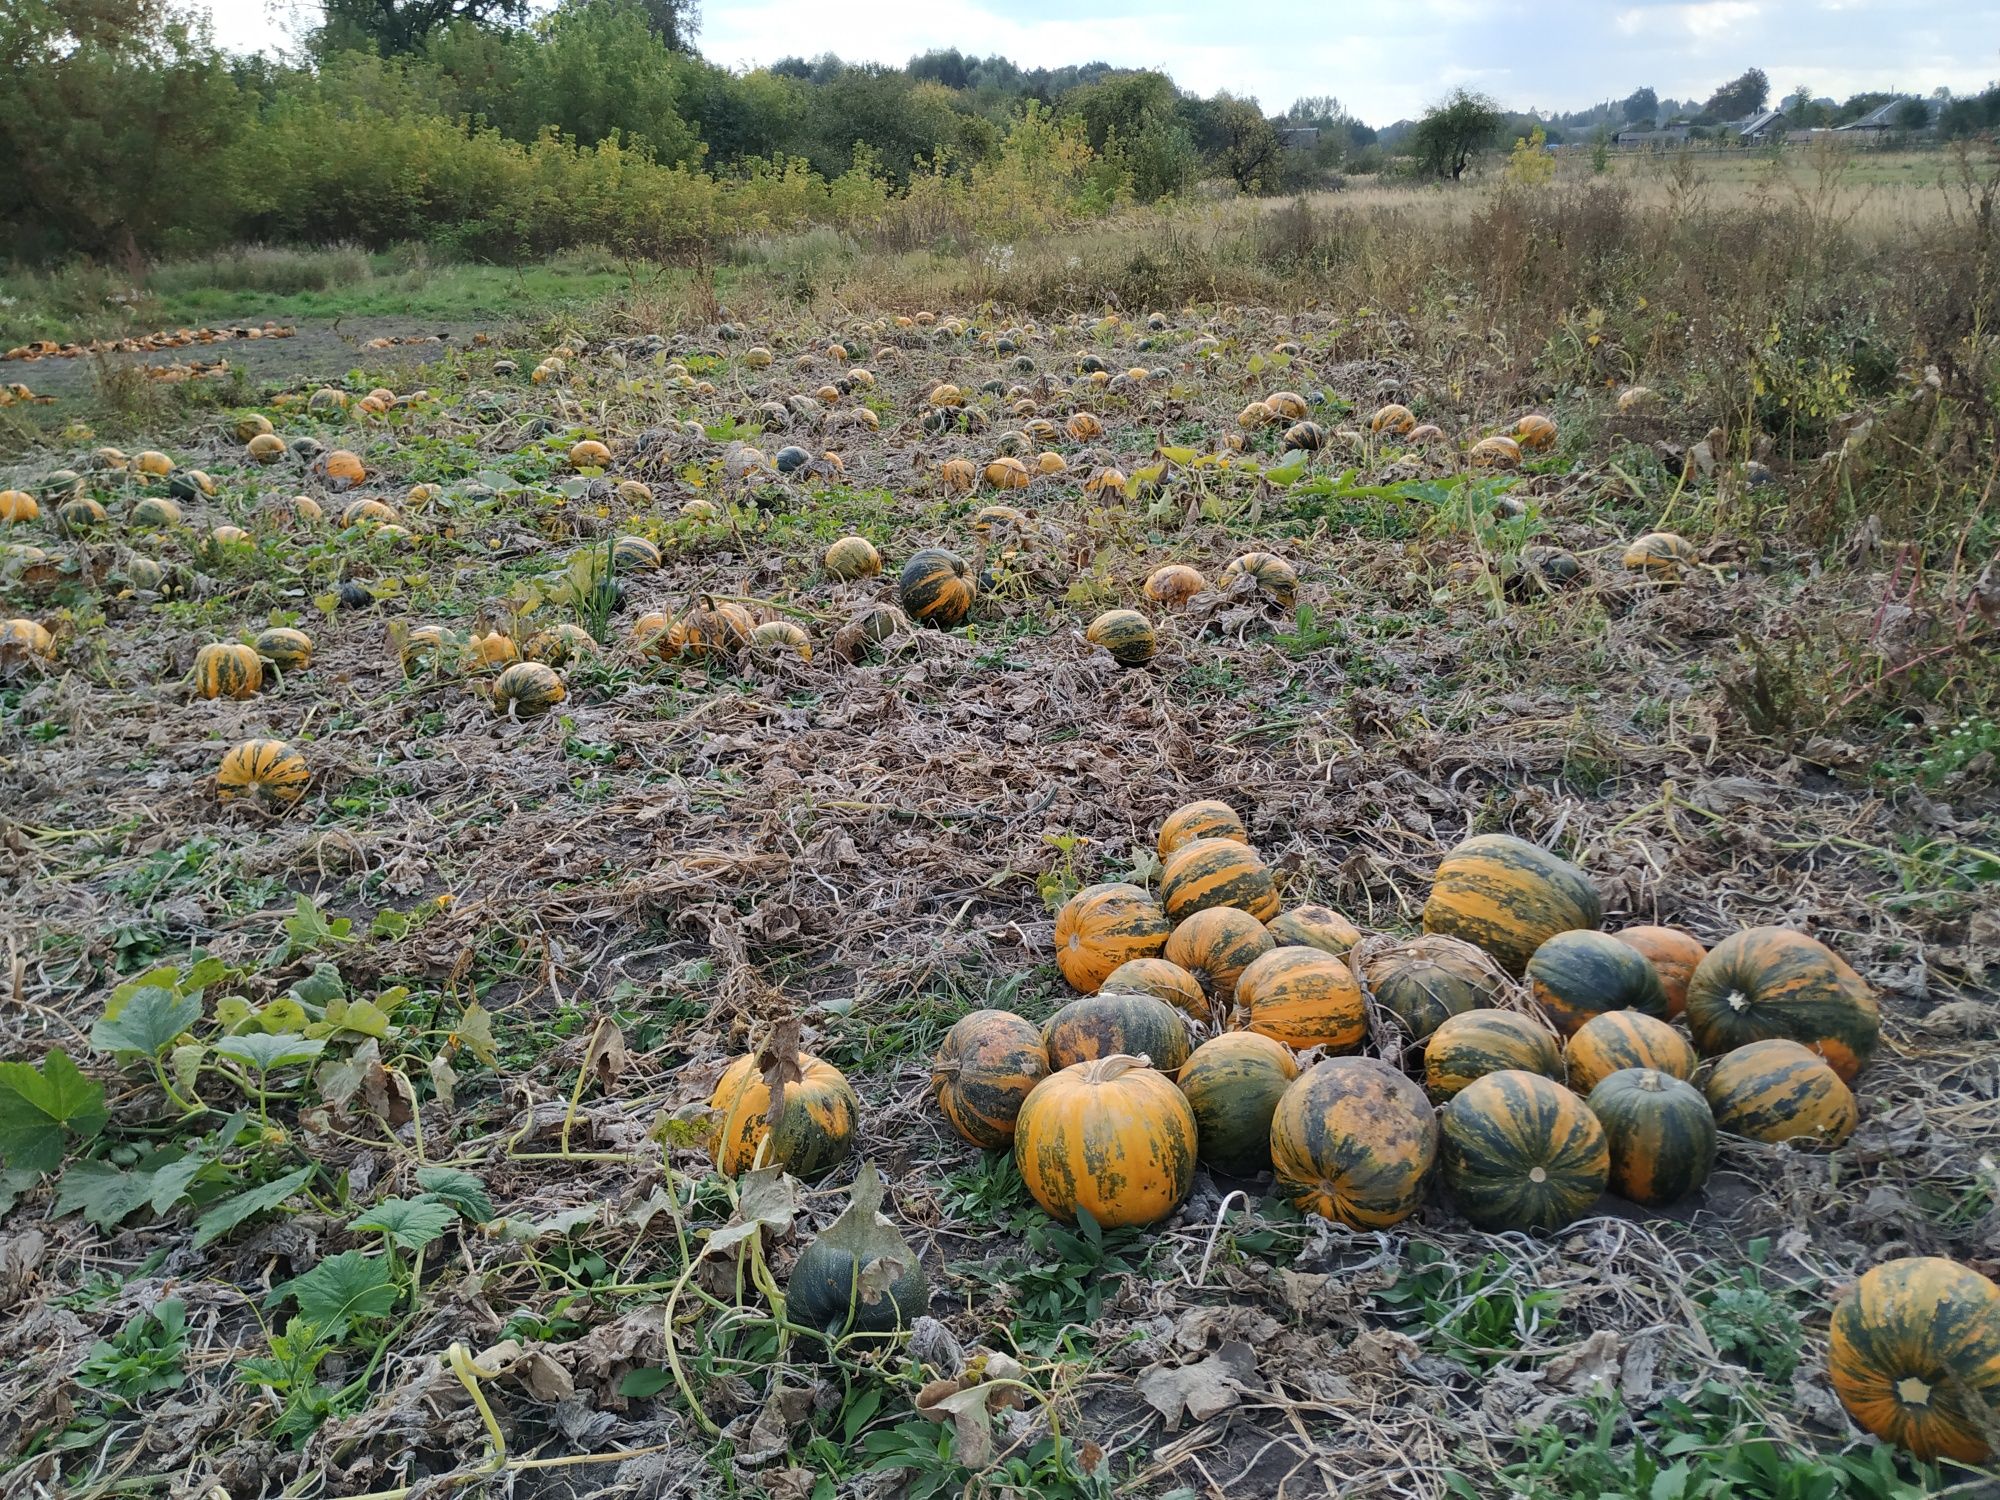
[703,1166,798,1259]
[1136,1340,1259,1430]
[452,1003,499,1067]
[584,1020,628,1092]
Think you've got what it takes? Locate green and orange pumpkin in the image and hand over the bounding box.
[1162,907,1275,1009]
[1612,926,1707,1017]
[1235,947,1366,1052]
[1143,564,1207,609]
[1683,928,1878,1082]
[1085,609,1155,666]
[710,1043,857,1178]
[1422,832,1602,975]
[492,661,566,716]
[1157,800,1248,861]
[899,547,976,628]
[1218,551,1298,607]
[217,738,309,808]
[253,627,313,673]
[1099,958,1210,1023]
[1265,905,1363,957]
[824,536,881,579]
[1423,1008,1564,1102]
[930,1010,1050,1149]
[1271,1057,1439,1227]
[1564,1011,1696,1096]
[194,642,264,700]
[1703,1038,1857,1146]
[1829,1257,2000,1463]
[1585,1068,1716,1207]
[1526,929,1669,1037]
[1014,1055,1196,1228]
[1160,837,1279,924]
[1440,1069,1610,1231]
[1041,992,1191,1073]
[1361,933,1504,1042]
[1053,882,1171,993]
[1176,1032,1299,1177]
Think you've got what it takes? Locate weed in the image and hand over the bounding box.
[1378,1242,1566,1364]
[76,1299,188,1408]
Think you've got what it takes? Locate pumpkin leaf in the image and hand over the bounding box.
[702,1166,798,1259]
[452,1003,499,1068]
[0,1167,37,1216]
[192,1164,316,1247]
[806,1162,921,1301]
[349,1195,456,1252]
[213,1032,326,1075]
[274,1249,397,1334]
[912,1351,1028,1468]
[0,1050,109,1171]
[1135,1339,1259,1431]
[92,986,202,1059]
[415,1166,493,1224]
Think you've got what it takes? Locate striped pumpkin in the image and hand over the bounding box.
[526,622,596,666]
[1271,1057,1439,1227]
[1013,1055,1196,1228]
[1177,1031,1299,1177]
[899,548,976,628]
[1084,609,1155,667]
[1264,390,1309,421]
[1143,564,1207,609]
[1422,832,1603,975]
[612,535,661,571]
[1703,1038,1857,1146]
[673,599,755,659]
[129,496,182,527]
[1218,552,1298,607]
[1441,1069,1610,1231]
[748,620,813,661]
[1053,882,1171,993]
[1513,414,1559,453]
[1527,929,1670,1037]
[824,536,881,579]
[194,642,264,700]
[1612,926,1707,1018]
[1100,958,1211,1024]
[1424,1008,1564,1102]
[492,661,566,715]
[1042,992,1191,1073]
[400,625,464,674]
[1370,403,1417,435]
[217,738,309,808]
[1161,837,1279,923]
[1163,907,1275,1009]
[253,627,313,672]
[1830,1257,2000,1463]
[1683,927,1878,1083]
[1586,1068,1715,1206]
[930,1010,1049,1149]
[1235,947,1366,1052]
[1362,934,1503,1042]
[972,503,1027,537]
[1623,531,1698,579]
[1469,435,1522,470]
[710,1048,857,1179]
[1281,420,1327,452]
[1565,1011,1696,1096]
[1265,905,1363,957]
[1157,801,1248,861]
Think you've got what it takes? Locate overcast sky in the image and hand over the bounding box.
[202,0,2000,123]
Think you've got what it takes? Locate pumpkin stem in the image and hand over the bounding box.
[1894,1376,1932,1406]
[1080,1053,1152,1082]
[1725,988,1751,1013]
[758,1018,807,1130]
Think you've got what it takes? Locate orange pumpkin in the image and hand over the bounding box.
[1053,882,1171,993]
[1829,1257,2000,1463]
[1235,947,1366,1052]
[1157,800,1248,861]
[1271,1057,1438,1226]
[1100,958,1211,1023]
[1613,926,1707,1018]
[1564,1011,1696,1096]
[1163,908,1275,1010]
[1683,927,1878,1083]
[1013,1055,1196,1227]
[930,1010,1050,1149]
[1144,564,1207,609]
[1160,837,1279,923]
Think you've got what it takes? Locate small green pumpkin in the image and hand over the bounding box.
[1176,1032,1299,1177]
[1585,1068,1716,1207]
[786,1164,928,1340]
[1085,608,1156,666]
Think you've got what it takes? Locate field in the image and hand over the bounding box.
[2,162,1999,1500]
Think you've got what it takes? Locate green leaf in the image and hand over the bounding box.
[288,963,346,1011]
[92,986,203,1059]
[452,1003,499,1067]
[0,1167,37,1215]
[415,1167,493,1224]
[348,1196,456,1252]
[192,1164,316,1248]
[311,998,394,1042]
[56,1160,163,1229]
[276,1250,397,1334]
[619,1367,672,1399]
[214,1033,327,1074]
[0,1050,108,1171]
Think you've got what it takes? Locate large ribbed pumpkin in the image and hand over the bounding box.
[1218,552,1298,607]
[899,548,976,628]
[217,739,309,808]
[1585,1069,1716,1207]
[1100,958,1210,1024]
[1362,934,1504,1042]
[1424,1008,1564,1102]
[1157,801,1248,861]
[1270,1057,1439,1227]
[1163,907,1274,1009]
[930,1010,1049,1149]
[1564,1011,1696,1095]
[824,536,881,579]
[1612,926,1707,1017]
[1161,837,1279,923]
[709,1048,857,1178]
[1053,882,1171,993]
[1441,1070,1609,1231]
[194,642,264,700]
[493,661,566,716]
[1042,993,1190,1073]
[1829,1257,2000,1463]
[1085,609,1155,667]
[1527,930,1669,1037]
[1703,1039,1856,1146]
[1265,905,1362,957]
[1423,833,1602,975]
[1013,1055,1196,1228]
[1176,1032,1298,1177]
[1235,947,1366,1052]
[1683,928,1878,1083]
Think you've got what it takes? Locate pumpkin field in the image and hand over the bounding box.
[2,203,1999,1500]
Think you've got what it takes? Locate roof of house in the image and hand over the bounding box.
[1738,108,1786,137]
[1840,98,1922,130]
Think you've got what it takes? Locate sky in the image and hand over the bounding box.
[200,0,2000,123]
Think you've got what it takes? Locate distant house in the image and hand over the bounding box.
[1278,127,1320,153]
[1736,108,1787,141]
[1840,98,1929,134]
[1615,124,1691,146]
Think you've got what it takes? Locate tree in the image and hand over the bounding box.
[1197,93,1280,192]
[1619,86,1658,124]
[1893,98,1931,132]
[1412,88,1501,180]
[1699,68,1769,123]
[631,0,695,49]
[315,0,531,55]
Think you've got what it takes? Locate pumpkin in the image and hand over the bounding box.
[1585,1068,1715,1207]
[1,619,55,658]
[1236,947,1366,1052]
[1829,1257,2000,1463]
[1099,958,1210,1023]
[1362,934,1504,1043]
[742,346,774,369]
[526,622,595,665]
[342,498,398,529]
[1623,531,1698,579]
[1271,1057,1439,1227]
[971,504,1026,539]
[674,599,755,658]
[1424,1008,1564,1101]
[1035,451,1066,475]
[1065,411,1104,441]
[825,536,882,579]
[1265,390,1309,421]
[1238,401,1275,428]
[774,445,813,475]
[58,498,108,531]
[129,496,182,528]
[134,450,174,477]
[899,548,976,628]
[982,458,1031,491]
[616,479,654,506]
[631,611,677,659]
[1218,551,1298,607]
[680,498,720,521]
[194,642,263,700]
[1143,564,1207,609]
[1282,420,1327,452]
[1163,907,1275,1008]
[235,413,275,442]
[1683,928,1878,1082]
[468,630,520,668]
[1612,926,1706,1017]
[207,525,252,552]
[401,625,463,674]
[786,1164,927,1340]
[710,1044,857,1179]
[1469,435,1522,469]
[123,556,165,591]
[1082,465,1127,496]
[1441,1069,1609,1231]
[1370,403,1417,436]
[1026,883,1153,1011]
[270,494,324,526]
[492,661,565,715]
[1161,837,1279,923]
[1085,609,1155,666]
[748,620,813,661]
[321,449,366,487]
[1512,414,1558,453]
[0,490,41,523]
[1527,929,1669,1037]
[217,738,309,807]
[1703,1039,1857,1146]
[1565,1011,1696,1095]
[930,1010,1049,1149]
[613,535,661,571]
[1013,1055,1196,1228]
[1157,800,1248,861]
[1265,904,1362,957]
[1422,832,1602,975]
[247,433,286,464]
[254,627,313,672]
[1042,992,1191,1073]
[937,458,978,493]
[1178,1032,1300,1177]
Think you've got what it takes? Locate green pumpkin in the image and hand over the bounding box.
[786,1164,928,1339]
[1585,1068,1716,1207]
[1440,1069,1609,1231]
[1176,1032,1298,1177]
[1041,992,1190,1073]
[898,547,976,628]
[1526,929,1669,1037]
